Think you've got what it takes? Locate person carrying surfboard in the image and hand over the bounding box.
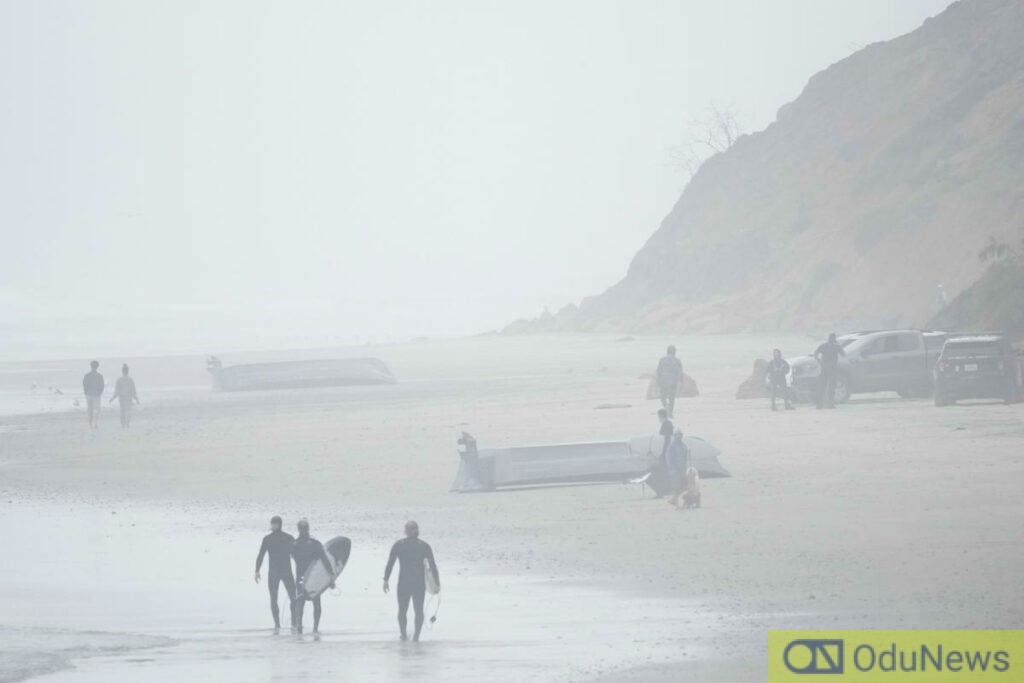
[655,345,684,418]
[254,515,296,634]
[291,519,334,635]
[383,521,440,642]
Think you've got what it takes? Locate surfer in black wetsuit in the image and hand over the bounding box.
[383,521,440,642]
[255,515,295,633]
[291,519,334,635]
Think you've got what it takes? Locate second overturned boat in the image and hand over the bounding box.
[451,432,730,493]
[206,356,397,391]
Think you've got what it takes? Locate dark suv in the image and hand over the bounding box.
[934,334,1023,406]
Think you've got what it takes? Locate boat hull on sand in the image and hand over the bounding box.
[207,357,396,392]
[451,433,729,492]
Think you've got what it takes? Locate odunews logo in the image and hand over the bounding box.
[769,631,1022,681]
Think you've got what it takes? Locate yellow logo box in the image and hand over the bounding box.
[769,631,1022,681]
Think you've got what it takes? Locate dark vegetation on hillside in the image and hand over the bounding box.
[929,234,1024,337]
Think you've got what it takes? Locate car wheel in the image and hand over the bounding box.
[834,376,851,404]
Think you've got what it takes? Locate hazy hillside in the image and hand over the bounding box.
[928,260,1024,335]
[511,0,1024,334]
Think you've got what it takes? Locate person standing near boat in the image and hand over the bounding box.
[110,364,140,428]
[641,409,677,499]
[667,429,690,508]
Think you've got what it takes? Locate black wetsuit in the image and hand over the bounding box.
[815,342,846,408]
[255,530,296,628]
[767,358,791,409]
[384,538,440,639]
[291,535,333,632]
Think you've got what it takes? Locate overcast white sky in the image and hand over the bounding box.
[1,0,951,358]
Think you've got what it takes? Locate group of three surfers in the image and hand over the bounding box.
[255,517,440,642]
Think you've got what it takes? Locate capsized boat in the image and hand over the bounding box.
[451,432,730,492]
[206,356,396,391]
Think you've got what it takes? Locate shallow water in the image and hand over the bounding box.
[0,500,716,683]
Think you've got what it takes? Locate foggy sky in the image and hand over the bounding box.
[1,0,950,359]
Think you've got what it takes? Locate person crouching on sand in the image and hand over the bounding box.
[681,462,701,509]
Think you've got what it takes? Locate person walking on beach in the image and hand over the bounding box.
[82,360,105,429]
[814,333,846,409]
[383,521,440,642]
[255,515,296,634]
[655,345,684,418]
[291,519,334,635]
[109,364,140,428]
[767,349,793,411]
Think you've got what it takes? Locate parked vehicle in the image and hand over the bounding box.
[934,334,1023,406]
[789,330,947,404]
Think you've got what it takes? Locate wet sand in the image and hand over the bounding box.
[1,333,1023,682]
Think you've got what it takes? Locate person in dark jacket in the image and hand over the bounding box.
[383,521,440,642]
[655,345,684,417]
[82,360,105,429]
[667,429,690,508]
[255,515,296,633]
[814,333,846,409]
[643,408,676,499]
[291,519,334,635]
[767,349,793,411]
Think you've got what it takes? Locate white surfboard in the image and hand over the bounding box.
[424,558,440,595]
[300,536,351,599]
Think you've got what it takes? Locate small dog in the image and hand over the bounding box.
[680,465,701,509]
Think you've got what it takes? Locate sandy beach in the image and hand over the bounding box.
[2,333,1022,682]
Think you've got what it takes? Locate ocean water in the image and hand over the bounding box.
[0,501,718,683]
[0,627,173,683]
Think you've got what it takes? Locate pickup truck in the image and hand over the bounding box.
[788,330,947,404]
